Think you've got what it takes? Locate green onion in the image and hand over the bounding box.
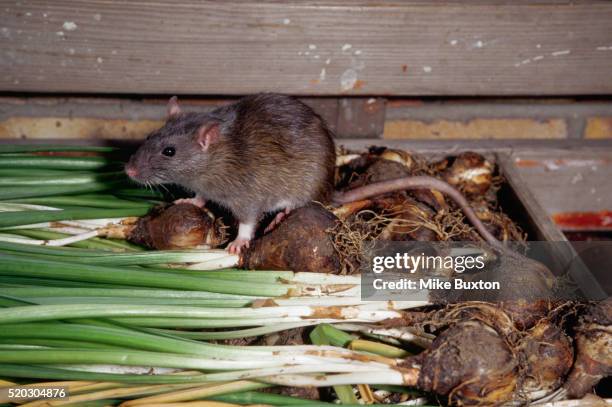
[0,172,124,186]
[0,168,75,177]
[107,317,292,328]
[0,349,394,380]
[209,390,328,406]
[0,338,128,350]
[10,229,142,251]
[0,364,214,384]
[0,255,291,296]
[310,325,359,404]
[8,194,157,209]
[0,207,147,228]
[0,276,138,288]
[0,286,254,300]
[0,323,252,355]
[0,145,116,154]
[0,303,317,324]
[0,181,129,200]
[148,323,315,340]
[0,155,117,170]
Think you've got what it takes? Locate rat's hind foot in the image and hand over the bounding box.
[227,237,250,255]
[227,222,255,255]
[173,196,206,208]
[264,208,292,234]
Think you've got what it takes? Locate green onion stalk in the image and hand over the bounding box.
[0,320,415,387]
[0,145,116,154]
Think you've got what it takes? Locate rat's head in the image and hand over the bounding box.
[125,96,221,186]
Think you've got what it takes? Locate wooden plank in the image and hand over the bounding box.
[1,1,611,96]
[496,153,606,299]
[511,150,612,222]
[4,96,612,141]
[0,96,339,139]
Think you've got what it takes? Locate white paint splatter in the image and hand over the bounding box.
[596,46,612,51]
[551,50,570,56]
[340,68,357,91]
[56,31,64,36]
[521,58,531,65]
[68,47,75,55]
[450,39,458,46]
[96,57,103,63]
[354,49,362,55]
[319,68,326,81]
[474,40,484,48]
[341,43,352,52]
[325,58,331,65]
[25,12,31,16]
[308,44,316,50]
[313,54,320,59]
[62,21,77,31]
[571,173,583,184]
[532,55,544,61]
[304,51,310,56]
[93,13,101,21]
[536,44,541,49]
[283,18,291,25]
[422,66,432,73]
[367,98,376,104]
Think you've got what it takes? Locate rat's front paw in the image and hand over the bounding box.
[227,237,251,255]
[173,196,206,208]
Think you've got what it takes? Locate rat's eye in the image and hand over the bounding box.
[162,147,176,157]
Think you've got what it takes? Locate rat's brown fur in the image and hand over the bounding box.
[127,93,335,229]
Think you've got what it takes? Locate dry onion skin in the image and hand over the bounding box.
[565,298,612,398]
[395,302,575,405]
[240,204,342,274]
[444,152,494,196]
[409,320,518,405]
[127,203,227,250]
[518,319,574,396]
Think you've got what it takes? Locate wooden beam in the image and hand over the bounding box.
[497,152,607,300]
[1,1,611,96]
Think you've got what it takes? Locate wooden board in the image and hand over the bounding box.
[497,153,607,299]
[1,1,611,96]
[511,149,612,230]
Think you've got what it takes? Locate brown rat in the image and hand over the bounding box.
[126,93,500,253]
[126,93,335,253]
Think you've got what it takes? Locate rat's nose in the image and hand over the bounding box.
[125,165,138,178]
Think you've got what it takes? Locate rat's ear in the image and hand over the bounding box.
[196,124,220,152]
[167,96,181,118]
